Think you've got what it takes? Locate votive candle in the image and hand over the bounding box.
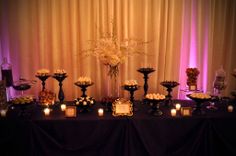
[176,103,181,111]
[228,105,233,112]
[171,109,177,117]
[61,104,66,111]
[0,109,7,117]
[98,108,104,116]
[44,108,50,116]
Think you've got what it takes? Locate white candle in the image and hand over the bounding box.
[228,105,233,112]
[171,109,177,117]
[61,104,66,111]
[175,103,181,111]
[0,109,7,117]
[44,108,50,116]
[98,108,104,116]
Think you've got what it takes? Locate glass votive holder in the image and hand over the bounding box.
[43,108,51,116]
[175,103,181,111]
[228,105,233,112]
[61,104,66,111]
[98,108,104,117]
[0,109,7,117]
[171,109,177,117]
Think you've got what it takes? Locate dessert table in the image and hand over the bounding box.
[0,100,236,156]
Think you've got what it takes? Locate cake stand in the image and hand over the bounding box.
[52,74,67,103]
[137,67,155,96]
[187,94,211,115]
[122,85,140,111]
[35,75,50,91]
[160,81,179,107]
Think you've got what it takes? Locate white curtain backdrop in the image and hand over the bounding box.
[0,0,236,100]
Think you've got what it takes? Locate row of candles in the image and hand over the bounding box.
[0,104,235,117]
[42,104,104,116]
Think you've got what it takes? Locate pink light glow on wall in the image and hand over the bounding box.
[189,0,197,68]
[202,2,209,93]
[179,0,210,98]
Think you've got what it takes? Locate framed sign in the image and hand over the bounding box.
[65,106,77,117]
[0,81,7,105]
[112,98,133,117]
[181,107,192,116]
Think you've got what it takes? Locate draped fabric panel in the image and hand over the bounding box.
[0,0,235,100]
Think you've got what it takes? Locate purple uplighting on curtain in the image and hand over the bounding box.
[189,0,197,68]
[0,1,20,98]
[202,2,209,93]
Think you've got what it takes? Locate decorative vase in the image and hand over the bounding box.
[186,68,200,91]
[107,65,119,98]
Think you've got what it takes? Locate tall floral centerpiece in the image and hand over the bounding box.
[82,22,146,99]
[186,68,200,91]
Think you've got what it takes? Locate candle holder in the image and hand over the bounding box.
[145,98,165,116]
[122,85,140,111]
[160,81,179,107]
[74,82,94,97]
[35,75,50,91]
[137,67,155,96]
[52,74,67,103]
[187,94,211,115]
[74,96,95,113]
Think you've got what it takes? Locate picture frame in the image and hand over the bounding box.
[65,106,77,117]
[181,107,192,116]
[112,98,133,117]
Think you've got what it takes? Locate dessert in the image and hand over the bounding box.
[36,69,50,76]
[145,93,165,100]
[124,80,138,86]
[75,76,92,85]
[11,96,34,105]
[38,90,55,105]
[189,93,211,99]
[54,69,67,76]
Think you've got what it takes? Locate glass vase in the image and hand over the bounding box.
[107,65,119,98]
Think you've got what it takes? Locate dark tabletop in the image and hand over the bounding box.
[0,100,236,156]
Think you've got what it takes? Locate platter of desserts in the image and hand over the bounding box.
[122,80,140,90]
[187,93,211,103]
[160,81,179,88]
[74,76,93,87]
[35,69,50,77]
[53,69,67,77]
[10,95,34,106]
[145,93,166,101]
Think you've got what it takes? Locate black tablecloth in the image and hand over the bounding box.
[0,100,236,156]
